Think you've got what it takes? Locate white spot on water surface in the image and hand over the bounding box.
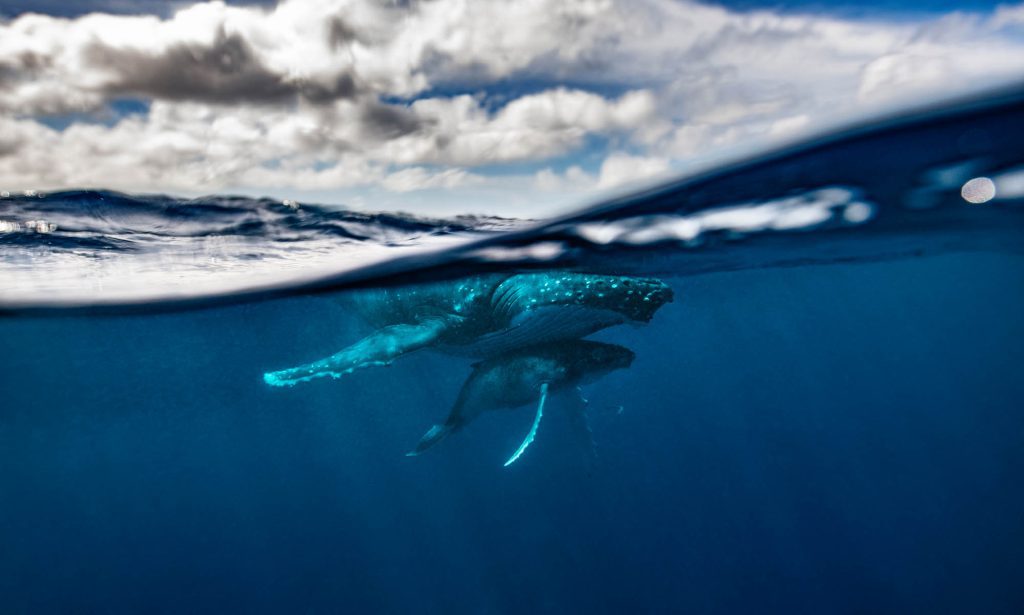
[961,177,996,204]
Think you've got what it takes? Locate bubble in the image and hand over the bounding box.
[961,177,996,204]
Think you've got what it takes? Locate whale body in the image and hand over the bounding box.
[263,272,671,387]
[407,340,635,464]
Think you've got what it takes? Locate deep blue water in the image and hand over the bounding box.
[2,254,1023,613]
[2,86,1024,613]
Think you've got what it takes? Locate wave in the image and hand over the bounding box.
[2,83,1024,313]
[0,189,521,246]
[0,190,525,310]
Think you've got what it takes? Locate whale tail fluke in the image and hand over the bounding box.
[406,423,455,456]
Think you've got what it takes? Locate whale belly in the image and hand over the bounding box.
[439,305,628,358]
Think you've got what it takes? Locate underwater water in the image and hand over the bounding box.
[2,87,1024,613]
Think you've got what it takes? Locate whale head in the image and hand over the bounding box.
[569,341,636,382]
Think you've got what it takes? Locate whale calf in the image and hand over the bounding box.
[407,340,635,465]
[263,272,670,387]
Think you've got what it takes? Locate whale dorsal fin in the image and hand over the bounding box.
[504,382,549,467]
[264,318,453,387]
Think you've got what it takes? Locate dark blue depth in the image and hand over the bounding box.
[2,252,1022,613]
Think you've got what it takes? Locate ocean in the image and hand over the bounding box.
[1,85,1022,613]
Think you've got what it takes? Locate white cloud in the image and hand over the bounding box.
[992,4,1024,28]
[0,87,656,193]
[596,153,670,189]
[768,114,810,137]
[859,53,951,102]
[0,0,1023,214]
[532,151,672,194]
[380,167,482,193]
[534,165,594,192]
[382,88,657,165]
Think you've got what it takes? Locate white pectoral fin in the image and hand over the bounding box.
[263,319,450,387]
[503,382,549,467]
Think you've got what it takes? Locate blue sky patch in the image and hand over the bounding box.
[34,98,151,131]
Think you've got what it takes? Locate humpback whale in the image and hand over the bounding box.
[263,272,671,387]
[407,340,635,464]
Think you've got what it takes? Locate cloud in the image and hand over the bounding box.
[383,88,657,165]
[534,165,593,192]
[380,167,482,193]
[84,29,313,104]
[0,5,370,112]
[596,153,670,189]
[0,84,659,195]
[992,4,1024,28]
[0,1,277,19]
[1,0,1023,214]
[533,152,672,193]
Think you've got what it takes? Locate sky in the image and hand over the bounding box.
[1,0,1023,217]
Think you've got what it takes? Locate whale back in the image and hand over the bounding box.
[490,273,673,326]
[351,274,505,330]
[439,272,672,357]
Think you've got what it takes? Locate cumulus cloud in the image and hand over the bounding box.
[84,29,355,105]
[380,167,482,193]
[535,165,594,192]
[0,86,655,194]
[534,152,671,193]
[596,153,670,189]
[0,0,1023,214]
[385,88,656,165]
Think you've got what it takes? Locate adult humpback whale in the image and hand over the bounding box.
[407,340,635,465]
[263,272,672,387]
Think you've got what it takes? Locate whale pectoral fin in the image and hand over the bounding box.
[503,382,549,467]
[263,319,450,387]
[568,387,598,472]
[406,423,456,457]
